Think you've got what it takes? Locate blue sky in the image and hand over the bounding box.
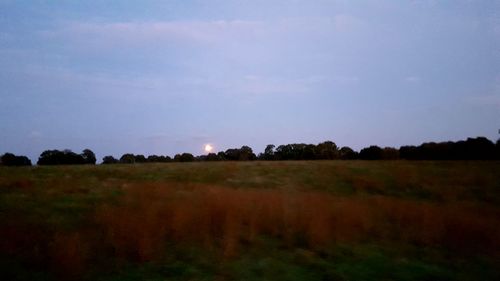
[1,0,499,161]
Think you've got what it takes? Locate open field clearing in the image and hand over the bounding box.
[1,161,499,280]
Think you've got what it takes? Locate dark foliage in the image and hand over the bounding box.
[339,146,358,160]
[359,146,383,160]
[81,149,97,164]
[102,156,119,164]
[37,149,96,165]
[0,153,32,166]
[223,146,256,161]
[174,153,195,162]
[399,137,496,160]
[147,155,171,163]
[5,136,499,167]
[119,154,135,164]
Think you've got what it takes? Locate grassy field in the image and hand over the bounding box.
[1,161,499,280]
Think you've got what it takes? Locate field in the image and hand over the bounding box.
[1,161,499,281]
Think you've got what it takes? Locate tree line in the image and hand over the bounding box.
[1,136,499,166]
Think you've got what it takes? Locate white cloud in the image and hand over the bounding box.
[41,20,265,50]
[41,15,365,50]
[405,76,421,83]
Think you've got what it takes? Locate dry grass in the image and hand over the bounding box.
[94,183,500,261]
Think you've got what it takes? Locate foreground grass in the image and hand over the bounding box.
[0,161,499,280]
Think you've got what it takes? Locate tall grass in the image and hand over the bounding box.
[94,183,500,261]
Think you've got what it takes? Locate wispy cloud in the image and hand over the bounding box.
[405,76,421,83]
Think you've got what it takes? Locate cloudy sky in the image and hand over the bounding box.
[1,0,499,161]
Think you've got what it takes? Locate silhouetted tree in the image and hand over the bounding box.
[399,145,419,160]
[205,153,220,161]
[339,146,358,160]
[274,144,292,160]
[38,149,85,165]
[146,155,171,163]
[462,137,495,160]
[399,137,496,160]
[102,155,118,164]
[496,139,500,159]
[224,149,240,161]
[1,153,32,166]
[119,154,135,164]
[359,146,383,160]
[81,149,96,164]
[217,151,226,160]
[239,146,256,161]
[316,141,338,159]
[382,147,399,160]
[261,144,276,160]
[174,153,194,162]
[134,154,147,163]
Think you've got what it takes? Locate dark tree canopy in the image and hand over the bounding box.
[134,155,147,163]
[359,146,383,160]
[339,146,357,160]
[1,153,32,166]
[399,137,496,160]
[102,155,119,164]
[205,153,221,161]
[5,136,499,167]
[81,149,97,164]
[381,147,399,160]
[147,155,171,163]
[119,154,135,164]
[37,149,94,165]
[260,144,276,160]
[316,141,339,159]
[174,153,195,162]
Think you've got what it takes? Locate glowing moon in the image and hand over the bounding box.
[204,144,213,153]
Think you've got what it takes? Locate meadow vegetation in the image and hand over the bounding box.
[0,161,499,280]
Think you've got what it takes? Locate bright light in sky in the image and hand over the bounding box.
[204,144,213,153]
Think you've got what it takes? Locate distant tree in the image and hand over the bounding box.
[119,153,135,164]
[224,149,240,161]
[381,147,399,160]
[1,153,32,166]
[178,153,195,162]
[134,154,147,163]
[359,146,383,160]
[262,144,276,160]
[102,155,118,164]
[217,151,226,160]
[205,153,220,161]
[174,153,195,162]
[496,139,500,159]
[399,145,419,160]
[275,144,292,160]
[239,146,256,161]
[38,149,85,165]
[147,155,160,162]
[339,146,358,160]
[400,137,496,160]
[302,144,316,160]
[81,149,96,164]
[316,141,338,159]
[462,137,495,160]
[147,155,171,163]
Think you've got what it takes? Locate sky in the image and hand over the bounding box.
[1,0,499,162]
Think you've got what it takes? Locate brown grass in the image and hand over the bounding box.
[94,183,500,260]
